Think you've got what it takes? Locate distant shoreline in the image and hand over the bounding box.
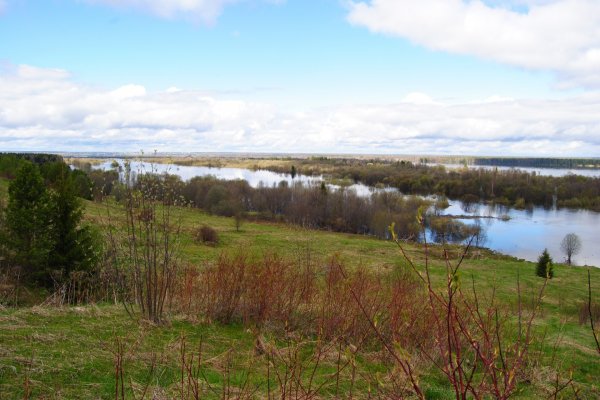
[57,152,600,170]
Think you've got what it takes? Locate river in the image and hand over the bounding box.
[428,163,600,178]
[93,160,600,267]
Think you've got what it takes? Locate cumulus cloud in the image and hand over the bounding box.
[347,0,600,88]
[1,64,600,156]
[86,0,253,23]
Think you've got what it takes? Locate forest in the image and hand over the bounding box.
[216,156,600,210]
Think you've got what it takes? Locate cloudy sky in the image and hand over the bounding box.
[1,0,600,156]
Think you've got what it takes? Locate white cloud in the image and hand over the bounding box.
[1,64,600,156]
[86,0,254,23]
[402,92,439,105]
[109,84,147,100]
[484,95,515,103]
[347,0,600,88]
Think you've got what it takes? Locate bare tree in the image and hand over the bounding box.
[107,159,184,324]
[561,233,582,265]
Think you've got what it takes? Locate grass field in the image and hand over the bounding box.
[1,178,599,398]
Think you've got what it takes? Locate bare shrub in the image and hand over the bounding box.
[0,263,22,306]
[317,257,388,344]
[190,249,317,330]
[201,252,247,324]
[44,270,97,306]
[194,225,219,246]
[578,301,600,325]
[173,265,202,317]
[240,254,308,328]
[385,267,433,351]
[185,249,432,352]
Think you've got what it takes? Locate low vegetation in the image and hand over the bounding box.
[0,154,599,399]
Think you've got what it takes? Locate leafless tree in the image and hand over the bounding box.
[561,233,582,265]
[107,159,184,324]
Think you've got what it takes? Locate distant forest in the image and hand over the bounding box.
[473,157,600,169]
[420,156,600,169]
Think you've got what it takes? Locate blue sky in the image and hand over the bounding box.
[1,0,600,155]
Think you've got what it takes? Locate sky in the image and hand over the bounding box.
[1,0,600,156]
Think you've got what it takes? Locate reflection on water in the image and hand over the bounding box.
[94,160,389,197]
[428,163,600,178]
[96,160,322,187]
[94,160,600,267]
[443,201,600,267]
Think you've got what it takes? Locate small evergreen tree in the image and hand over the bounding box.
[47,165,99,280]
[5,162,54,283]
[536,249,554,279]
[5,161,100,287]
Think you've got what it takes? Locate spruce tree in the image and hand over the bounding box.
[536,249,554,279]
[5,162,99,286]
[5,162,53,282]
[49,165,100,280]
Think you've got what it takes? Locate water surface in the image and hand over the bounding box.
[429,163,600,178]
[443,201,599,267]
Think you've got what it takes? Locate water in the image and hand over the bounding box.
[94,160,321,186]
[93,160,600,267]
[442,201,600,267]
[428,163,600,178]
[92,159,388,197]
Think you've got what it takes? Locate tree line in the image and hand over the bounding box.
[257,158,600,210]
[127,171,431,240]
[473,157,600,169]
[417,156,600,169]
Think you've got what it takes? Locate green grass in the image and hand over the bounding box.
[0,305,404,398]
[1,180,599,398]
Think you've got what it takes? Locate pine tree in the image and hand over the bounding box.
[536,249,554,279]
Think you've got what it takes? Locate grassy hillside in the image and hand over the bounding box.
[1,179,599,398]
